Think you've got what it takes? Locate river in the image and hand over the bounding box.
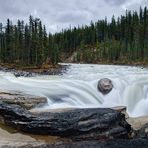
[0,63,148,117]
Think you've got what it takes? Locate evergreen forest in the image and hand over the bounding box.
[0,7,148,66]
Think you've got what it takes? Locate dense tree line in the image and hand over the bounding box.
[53,6,148,64]
[0,7,148,66]
[0,16,59,66]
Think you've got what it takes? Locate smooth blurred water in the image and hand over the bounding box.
[0,63,148,117]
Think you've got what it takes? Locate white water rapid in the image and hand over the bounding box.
[0,63,148,117]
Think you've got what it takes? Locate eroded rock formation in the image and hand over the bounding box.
[0,90,47,109]
[0,101,131,140]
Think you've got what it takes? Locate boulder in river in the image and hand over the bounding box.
[97,78,113,94]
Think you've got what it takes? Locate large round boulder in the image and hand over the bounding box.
[97,78,113,95]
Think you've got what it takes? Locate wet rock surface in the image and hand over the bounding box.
[0,101,131,140]
[1,102,148,147]
[0,90,47,110]
[1,138,148,148]
[45,139,148,148]
[97,78,113,94]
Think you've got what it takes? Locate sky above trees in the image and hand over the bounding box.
[0,0,147,33]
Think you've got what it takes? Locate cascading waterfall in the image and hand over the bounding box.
[0,63,148,117]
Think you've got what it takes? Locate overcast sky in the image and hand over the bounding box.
[0,0,147,33]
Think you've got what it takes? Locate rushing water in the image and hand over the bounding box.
[0,63,148,117]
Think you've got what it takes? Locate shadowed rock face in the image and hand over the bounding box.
[44,139,148,148]
[0,101,131,140]
[97,78,113,94]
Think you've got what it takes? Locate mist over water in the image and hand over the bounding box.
[0,63,148,117]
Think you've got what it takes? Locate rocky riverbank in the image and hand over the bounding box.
[0,64,68,77]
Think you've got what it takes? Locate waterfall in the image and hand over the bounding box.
[0,63,148,117]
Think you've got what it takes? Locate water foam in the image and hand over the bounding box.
[0,63,148,117]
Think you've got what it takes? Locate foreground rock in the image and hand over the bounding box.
[0,102,131,140]
[127,116,148,139]
[0,90,47,109]
[0,124,148,148]
[0,123,63,148]
[2,98,148,147]
[45,139,148,148]
[111,106,129,119]
[98,78,113,94]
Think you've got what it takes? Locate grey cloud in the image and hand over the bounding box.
[0,0,147,33]
[104,0,128,6]
[55,10,92,24]
[121,0,148,11]
[142,0,148,5]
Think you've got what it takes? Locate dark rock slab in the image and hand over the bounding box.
[1,138,148,148]
[44,139,148,148]
[0,102,131,140]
